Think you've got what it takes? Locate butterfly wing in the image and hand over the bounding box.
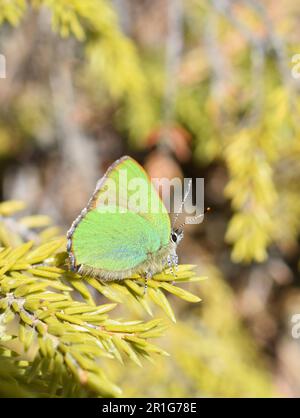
[71,206,161,272]
[69,156,172,274]
[88,156,171,248]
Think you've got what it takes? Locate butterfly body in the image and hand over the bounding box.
[67,156,182,280]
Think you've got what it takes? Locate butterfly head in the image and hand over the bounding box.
[170,228,184,246]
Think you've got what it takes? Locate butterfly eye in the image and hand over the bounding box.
[171,233,177,243]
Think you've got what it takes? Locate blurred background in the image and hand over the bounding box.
[0,0,300,397]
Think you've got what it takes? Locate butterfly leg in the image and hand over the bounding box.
[167,255,174,275]
[173,254,179,271]
[143,271,152,295]
[69,253,77,272]
[67,238,79,273]
[167,254,178,276]
[167,254,179,285]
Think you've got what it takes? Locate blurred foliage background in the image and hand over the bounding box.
[0,0,300,397]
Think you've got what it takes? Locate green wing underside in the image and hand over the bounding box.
[92,157,171,247]
[72,207,165,271]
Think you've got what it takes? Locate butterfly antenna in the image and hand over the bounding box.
[172,179,192,229]
[177,207,211,230]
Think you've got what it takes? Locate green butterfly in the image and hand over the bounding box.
[66,156,183,286]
